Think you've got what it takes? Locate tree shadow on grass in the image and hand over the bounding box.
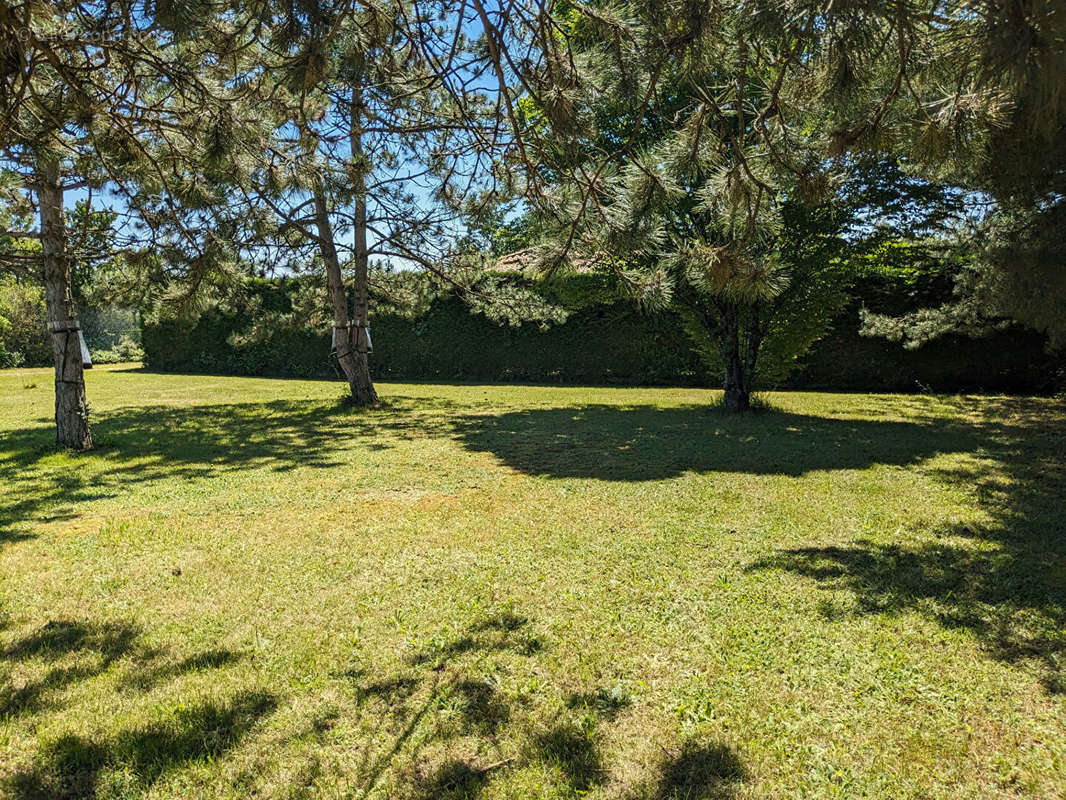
[0,620,142,720]
[0,396,453,540]
[7,388,1060,701]
[344,611,550,799]
[450,402,999,481]
[630,741,747,800]
[333,609,745,800]
[749,397,1066,692]
[450,396,1066,688]
[2,393,1039,538]
[9,690,276,800]
[3,392,1053,543]
[1,618,269,799]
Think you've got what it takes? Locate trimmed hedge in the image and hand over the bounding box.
[143,296,708,385]
[142,280,1063,394]
[794,311,1059,393]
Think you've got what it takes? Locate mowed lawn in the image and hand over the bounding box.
[1,366,1065,800]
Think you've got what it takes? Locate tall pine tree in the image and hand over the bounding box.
[495,3,847,409]
[208,0,561,406]
[0,1,252,448]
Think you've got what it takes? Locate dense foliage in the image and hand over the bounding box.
[141,275,1061,394]
[0,277,49,368]
[1,0,1064,446]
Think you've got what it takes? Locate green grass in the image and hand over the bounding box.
[1,364,1064,799]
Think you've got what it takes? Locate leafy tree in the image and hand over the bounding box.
[0,274,49,367]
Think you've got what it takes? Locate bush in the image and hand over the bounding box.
[91,334,145,364]
[0,278,51,367]
[143,295,708,385]
[0,278,143,368]
[0,338,18,369]
[81,307,142,353]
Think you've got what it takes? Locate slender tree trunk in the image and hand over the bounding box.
[347,79,377,408]
[313,184,378,407]
[39,157,92,450]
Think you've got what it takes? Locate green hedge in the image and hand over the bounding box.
[794,312,1059,393]
[142,279,1063,394]
[143,296,709,385]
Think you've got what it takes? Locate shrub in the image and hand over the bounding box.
[81,307,142,352]
[0,279,142,368]
[0,278,51,367]
[91,334,145,364]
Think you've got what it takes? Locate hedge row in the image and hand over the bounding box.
[142,282,1063,394]
[143,297,708,385]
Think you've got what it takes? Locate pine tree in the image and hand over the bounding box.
[497,0,1065,360]
[205,0,562,406]
[500,3,848,410]
[772,0,1066,347]
[0,1,251,448]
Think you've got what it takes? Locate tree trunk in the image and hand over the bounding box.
[722,352,752,412]
[719,306,758,412]
[313,184,378,407]
[39,157,92,450]
[347,79,378,408]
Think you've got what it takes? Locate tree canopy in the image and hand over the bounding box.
[0,0,1063,444]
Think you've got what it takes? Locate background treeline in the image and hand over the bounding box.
[4,265,1058,393]
[0,278,142,368]
[139,272,1061,394]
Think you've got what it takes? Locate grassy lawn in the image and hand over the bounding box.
[1,364,1065,799]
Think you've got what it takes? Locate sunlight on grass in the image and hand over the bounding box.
[1,366,1064,798]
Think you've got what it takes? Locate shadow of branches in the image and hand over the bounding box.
[10,691,276,800]
[6,392,1055,542]
[1,618,269,799]
[751,396,1066,692]
[340,611,560,799]
[0,396,455,539]
[6,388,1062,703]
[630,741,747,800]
[332,610,744,799]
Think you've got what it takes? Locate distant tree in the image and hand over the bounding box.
[0,274,49,367]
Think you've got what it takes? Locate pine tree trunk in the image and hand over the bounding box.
[345,349,377,406]
[347,79,378,408]
[313,184,378,407]
[719,307,754,412]
[39,157,92,450]
[346,192,376,408]
[722,353,751,412]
